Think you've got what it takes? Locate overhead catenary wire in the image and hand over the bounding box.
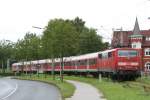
[97,26,112,42]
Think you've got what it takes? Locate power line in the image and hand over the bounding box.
[97,26,112,40]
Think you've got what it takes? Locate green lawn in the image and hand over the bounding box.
[0,71,14,76]
[65,76,150,100]
[136,76,150,84]
[15,74,75,100]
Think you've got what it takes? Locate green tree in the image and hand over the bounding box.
[43,19,79,81]
[79,28,104,54]
[15,32,42,61]
[0,40,14,72]
[43,19,79,58]
[71,17,106,54]
[72,16,85,33]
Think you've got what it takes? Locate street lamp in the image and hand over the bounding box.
[37,62,40,78]
[32,26,44,29]
[29,60,32,78]
[32,26,56,80]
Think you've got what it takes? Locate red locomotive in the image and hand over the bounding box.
[12,48,142,79]
[97,48,141,79]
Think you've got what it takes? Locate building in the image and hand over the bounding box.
[111,18,150,72]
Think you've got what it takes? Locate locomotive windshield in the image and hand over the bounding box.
[118,50,138,57]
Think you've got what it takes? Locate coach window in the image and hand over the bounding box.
[79,60,85,66]
[145,48,150,56]
[89,59,96,65]
[145,62,150,71]
[108,52,112,58]
[55,62,60,66]
[71,61,75,66]
[98,54,102,59]
[64,62,71,66]
[77,60,80,66]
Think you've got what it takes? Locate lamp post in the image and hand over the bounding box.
[44,59,49,78]
[32,26,55,80]
[59,55,63,82]
[37,61,40,78]
[29,60,32,78]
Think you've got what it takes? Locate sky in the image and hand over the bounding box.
[0,0,150,43]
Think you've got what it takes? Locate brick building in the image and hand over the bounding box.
[111,18,150,72]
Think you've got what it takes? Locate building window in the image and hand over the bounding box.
[145,48,150,56]
[146,37,150,41]
[145,62,150,71]
[131,42,141,48]
[132,44,136,48]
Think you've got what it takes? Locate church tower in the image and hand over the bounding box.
[130,17,143,48]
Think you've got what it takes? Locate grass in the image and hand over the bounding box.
[15,74,75,100]
[15,74,150,100]
[0,72,14,76]
[136,76,150,84]
[65,76,150,100]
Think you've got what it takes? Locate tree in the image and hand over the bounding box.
[43,19,79,82]
[43,19,79,58]
[0,40,14,72]
[72,16,85,33]
[78,28,104,54]
[15,32,42,61]
[71,17,106,54]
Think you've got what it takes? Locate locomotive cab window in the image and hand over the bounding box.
[118,50,138,57]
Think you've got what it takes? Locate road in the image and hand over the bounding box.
[0,77,61,100]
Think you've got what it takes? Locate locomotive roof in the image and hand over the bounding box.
[99,48,139,54]
[99,48,116,54]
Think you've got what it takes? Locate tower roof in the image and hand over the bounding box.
[133,17,140,35]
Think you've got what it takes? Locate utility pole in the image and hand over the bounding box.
[37,60,40,78]
[2,60,4,74]
[51,58,55,80]
[7,59,10,72]
[29,60,32,78]
[60,53,64,82]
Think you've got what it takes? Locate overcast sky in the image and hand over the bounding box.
[0,0,150,42]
